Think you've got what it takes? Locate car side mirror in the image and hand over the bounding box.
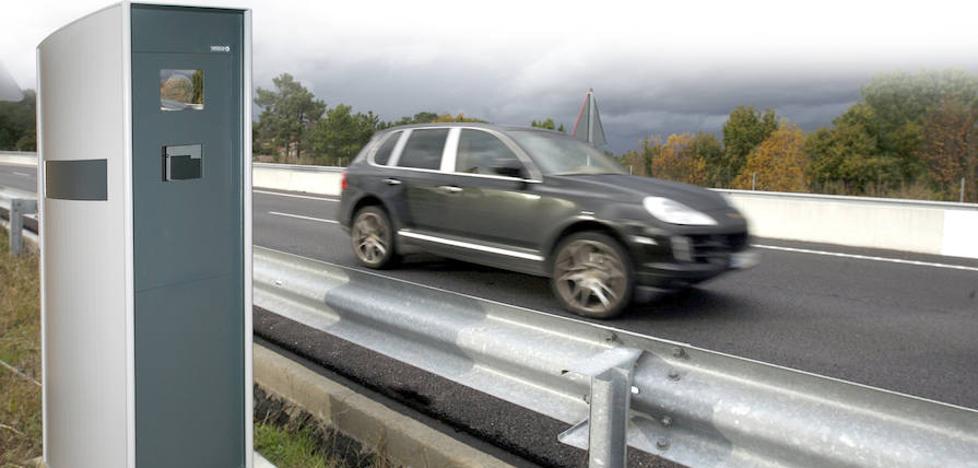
[492,158,524,178]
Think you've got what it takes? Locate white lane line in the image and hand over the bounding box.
[754,244,978,272]
[255,190,339,202]
[12,171,31,178]
[268,211,339,224]
[261,206,977,272]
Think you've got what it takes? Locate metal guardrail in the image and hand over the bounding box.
[0,189,37,255]
[254,246,978,468]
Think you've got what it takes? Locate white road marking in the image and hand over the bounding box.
[753,244,978,272]
[268,211,339,224]
[12,171,31,177]
[259,199,977,272]
[254,190,339,202]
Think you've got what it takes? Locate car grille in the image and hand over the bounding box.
[674,232,749,264]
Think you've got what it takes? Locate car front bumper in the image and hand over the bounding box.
[625,230,756,290]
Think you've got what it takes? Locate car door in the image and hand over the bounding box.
[390,127,458,232]
[440,128,547,250]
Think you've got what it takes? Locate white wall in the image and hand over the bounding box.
[252,163,342,196]
[718,189,978,258]
[12,157,978,258]
[0,151,38,166]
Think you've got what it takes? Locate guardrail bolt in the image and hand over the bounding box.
[672,347,687,359]
[668,370,681,381]
[661,415,672,427]
[657,439,670,450]
[630,386,640,395]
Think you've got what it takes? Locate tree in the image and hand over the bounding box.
[254,73,325,162]
[690,132,723,187]
[733,125,808,192]
[823,70,978,187]
[805,103,884,194]
[0,90,36,151]
[651,134,708,185]
[918,98,978,201]
[720,106,778,187]
[306,104,382,166]
[385,111,441,127]
[432,113,485,123]
[531,118,565,132]
[620,137,659,176]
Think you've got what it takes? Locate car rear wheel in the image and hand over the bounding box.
[551,232,634,319]
[351,206,397,269]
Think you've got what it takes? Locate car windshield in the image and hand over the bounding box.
[508,130,626,176]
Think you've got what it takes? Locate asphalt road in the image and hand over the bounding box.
[253,188,978,411]
[6,163,978,411]
[0,163,36,193]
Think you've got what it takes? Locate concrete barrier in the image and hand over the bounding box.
[252,163,342,196]
[0,151,38,167]
[10,155,971,258]
[717,189,978,258]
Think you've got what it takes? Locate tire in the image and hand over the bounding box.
[550,232,635,319]
[350,206,398,269]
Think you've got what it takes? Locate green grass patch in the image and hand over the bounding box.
[0,228,42,466]
[255,423,333,468]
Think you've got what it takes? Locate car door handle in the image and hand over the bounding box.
[383,178,402,186]
[438,185,463,194]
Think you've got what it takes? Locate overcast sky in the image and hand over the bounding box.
[3,0,978,152]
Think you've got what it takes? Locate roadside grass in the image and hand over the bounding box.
[0,228,380,468]
[255,423,333,468]
[254,385,384,468]
[0,228,42,467]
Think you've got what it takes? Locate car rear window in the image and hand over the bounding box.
[397,129,449,170]
[456,129,519,175]
[372,132,399,165]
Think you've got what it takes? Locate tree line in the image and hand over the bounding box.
[622,70,978,202]
[3,70,975,201]
[253,74,485,166]
[0,90,36,151]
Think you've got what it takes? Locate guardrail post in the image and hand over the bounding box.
[587,363,632,467]
[9,198,37,256]
[559,347,642,468]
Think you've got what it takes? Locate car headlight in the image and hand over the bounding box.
[643,197,717,225]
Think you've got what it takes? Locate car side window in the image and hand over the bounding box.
[455,129,520,175]
[372,132,399,165]
[397,129,449,170]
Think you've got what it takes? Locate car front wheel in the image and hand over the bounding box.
[351,206,397,269]
[551,232,634,319]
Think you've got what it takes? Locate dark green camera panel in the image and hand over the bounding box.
[131,5,245,468]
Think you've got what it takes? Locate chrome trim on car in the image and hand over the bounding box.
[440,128,461,172]
[398,229,545,261]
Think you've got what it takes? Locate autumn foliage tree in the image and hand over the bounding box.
[732,125,808,192]
[917,98,978,201]
[720,106,778,187]
[620,137,659,176]
[651,134,708,185]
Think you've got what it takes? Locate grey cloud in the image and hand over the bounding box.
[262,51,871,153]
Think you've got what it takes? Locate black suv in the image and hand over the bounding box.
[339,123,755,318]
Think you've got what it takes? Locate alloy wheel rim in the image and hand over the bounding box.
[554,240,626,314]
[352,212,389,264]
